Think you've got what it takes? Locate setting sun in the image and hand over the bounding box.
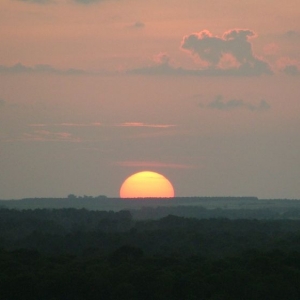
[120,171,175,198]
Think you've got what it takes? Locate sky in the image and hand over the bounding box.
[1,0,300,199]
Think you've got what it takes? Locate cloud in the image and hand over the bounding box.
[0,63,117,76]
[128,53,181,76]
[128,57,271,77]
[30,122,102,127]
[25,122,179,143]
[29,122,175,128]
[204,95,270,112]
[128,29,273,77]
[181,29,273,76]
[22,130,81,142]
[130,21,145,29]
[0,99,23,110]
[117,122,175,128]
[277,57,300,76]
[282,64,300,76]
[0,63,87,75]
[281,30,300,40]
[114,161,195,169]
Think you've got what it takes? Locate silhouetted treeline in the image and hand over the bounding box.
[3,196,300,212]
[0,208,132,234]
[130,205,290,220]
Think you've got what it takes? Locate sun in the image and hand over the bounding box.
[120,171,175,198]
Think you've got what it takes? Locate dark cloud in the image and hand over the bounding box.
[128,29,273,77]
[131,21,145,29]
[0,63,87,75]
[205,95,270,112]
[181,29,272,76]
[282,64,300,76]
[282,30,300,40]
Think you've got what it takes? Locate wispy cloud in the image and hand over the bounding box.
[29,122,175,128]
[117,122,176,128]
[26,122,178,142]
[21,130,81,142]
[30,122,102,127]
[114,161,195,169]
[203,95,270,112]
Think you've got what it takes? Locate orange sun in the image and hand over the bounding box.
[120,171,175,198]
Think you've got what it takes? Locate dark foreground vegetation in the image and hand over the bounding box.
[2,247,300,300]
[1,208,300,299]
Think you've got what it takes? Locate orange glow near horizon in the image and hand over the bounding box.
[120,171,175,198]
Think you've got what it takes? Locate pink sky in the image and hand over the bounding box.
[0,0,300,199]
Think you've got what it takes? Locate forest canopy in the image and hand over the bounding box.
[1,207,300,299]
